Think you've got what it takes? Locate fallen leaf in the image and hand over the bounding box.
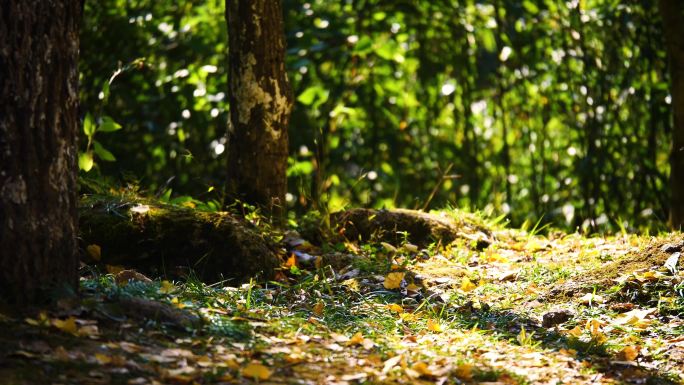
[348,332,365,346]
[86,244,101,261]
[383,272,405,289]
[411,361,433,377]
[460,277,477,292]
[159,280,176,294]
[664,252,680,273]
[454,363,473,380]
[579,293,605,305]
[52,317,78,335]
[386,303,403,313]
[406,283,420,292]
[427,319,443,332]
[242,363,272,380]
[613,308,656,329]
[566,326,583,338]
[383,355,403,373]
[616,345,639,361]
[115,270,152,285]
[25,312,49,327]
[312,301,324,316]
[284,253,297,268]
[94,353,112,365]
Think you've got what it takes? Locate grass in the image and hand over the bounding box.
[1,207,683,384]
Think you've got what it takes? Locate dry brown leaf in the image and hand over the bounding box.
[312,301,325,316]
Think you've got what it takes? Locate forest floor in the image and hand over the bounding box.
[1,208,683,385]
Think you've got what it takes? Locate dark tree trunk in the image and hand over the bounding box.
[659,0,684,229]
[0,1,81,304]
[225,0,293,219]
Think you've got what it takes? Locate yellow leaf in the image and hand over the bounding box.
[460,277,477,292]
[348,332,365,346]
[566,326,583,338]
[411,361,433,376]
[170,297,186,309]
[52,317,78,335]
[386,303,403,314]
[314,256,323,269]
[159,280,175,294]
[454,363,473,380]
[284,253,297,268]
[312,301,324,316]
[86,244,101,261]
[94,353,112,365]
[427,319,443,332]
[585,319,603,335]
[616,345,639,361]
[383,272,405,289]
[242,363,272,380]
[25,311,49,326]
[591,331,608,344]
[406,283,420,292]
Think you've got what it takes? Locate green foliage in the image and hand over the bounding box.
[80,0,672,232]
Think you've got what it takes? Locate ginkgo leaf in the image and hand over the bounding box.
[383,272,405,289]
[386,303,403,313]
[242,363,272,380]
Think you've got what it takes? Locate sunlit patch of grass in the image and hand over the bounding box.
[518,263,575,286]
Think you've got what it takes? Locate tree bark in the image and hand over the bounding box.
[225,0,293,219]
[659,0,684,229]
[0,1,81,304]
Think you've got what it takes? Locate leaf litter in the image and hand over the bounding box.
[1,210,683,384]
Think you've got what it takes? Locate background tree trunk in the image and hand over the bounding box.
[0,1,81,303]
[225,0,293,219]
[659,0,684,229]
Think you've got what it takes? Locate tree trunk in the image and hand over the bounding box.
[659,0,684,229]
[0,1,81,304]
[225,0,293,219]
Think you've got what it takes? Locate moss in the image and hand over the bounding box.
[330,208,492,249]
[79,195,280,283]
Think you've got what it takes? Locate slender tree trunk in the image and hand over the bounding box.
[225,0,293,219]
[659,0,684,229]
[0,1,81,304]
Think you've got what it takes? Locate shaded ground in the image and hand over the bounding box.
[0,208,683,385]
